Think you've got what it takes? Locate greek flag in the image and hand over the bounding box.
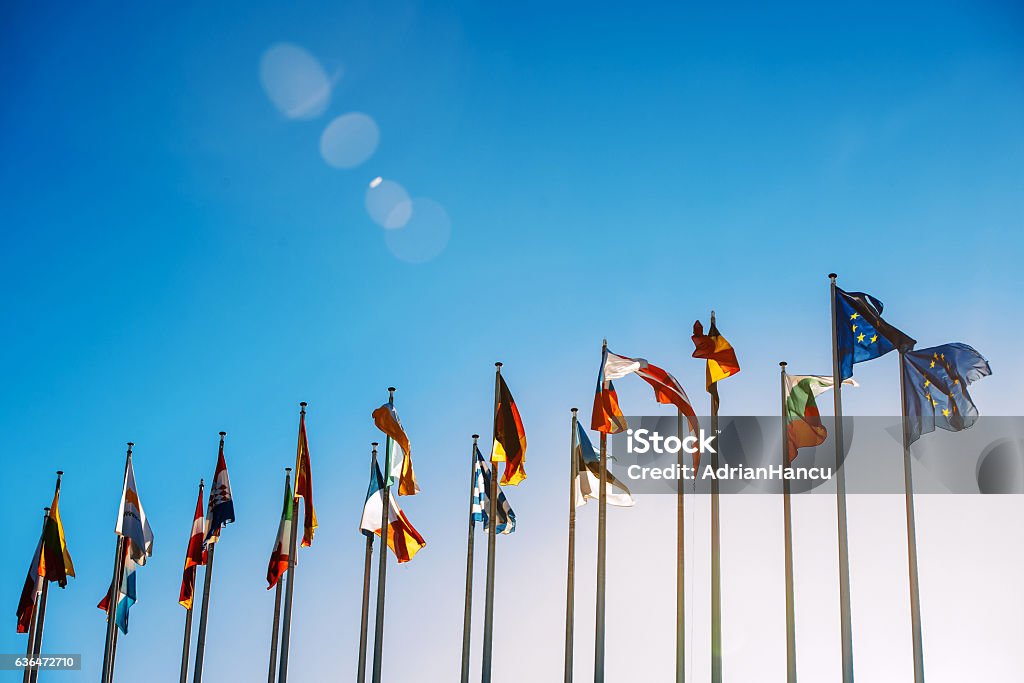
[471,446,516,534]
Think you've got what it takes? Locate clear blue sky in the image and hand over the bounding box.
[2,1,1022,681]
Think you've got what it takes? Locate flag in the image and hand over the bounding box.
[902,343,991,444]
[16,539,43,633]
[98,543,137,635]
[116,458,154,565]
[835,287,915,380]
[266,476,293,589]
[178,484,205,609]
[294,409,318,546]
[592,346,627,434]
[783,374,858,461]
[359,460,426,563]
[204,439,235,546]
[40,479,75,588]
[492,374,528,486]
[372,401,418,496]
[574,421,635,507]
[692,319,741,413]
[471,446,517,534]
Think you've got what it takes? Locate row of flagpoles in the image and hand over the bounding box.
[15,274,991,682]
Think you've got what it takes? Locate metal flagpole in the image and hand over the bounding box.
[371,390,396,683]
[564,408,579,683]
[357,448,376,683]
[193,432,226,683]
[267,469,289,683]
[710,313,722,683]
[279,403,306,683]
[181,479,204,683]
[828,274,855,683]
[481,364,502,683]
[676,410,686,683]
[22,507,49,683]
[780,363,797,683]
[595,340,608,683]
[898,351,926,683]
[102,442,133,683]
[461,435,480,683]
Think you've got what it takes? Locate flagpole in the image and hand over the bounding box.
[709,312,723,683]
[181,479,204,683]
[780,363,797,683]
[898,351,926,683]
[193,432,226,683]
[278,403,305,683]
[564,408,579,683]
[481,364,501,683]
[595,340,608,683]
[676,410,686,683]
[268,469,289,683]
[22,507,49,683]
[357,448,376,683]
[828,274,855,683]
[461,435,480,683]
[101,442,133,683]
[371,389,396,683]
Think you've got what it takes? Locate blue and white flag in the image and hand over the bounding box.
[204,437,235,545]
[471,446,516,534]
[115,458,154,565]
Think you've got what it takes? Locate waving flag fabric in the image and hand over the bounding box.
[294,410,318,546]
[574,421,635,507]
[592,346,627,434]
[98,542,137,635]
[903,343,991,444]
[359,460,426,563]
[116,458,154,565]
[178,483,205,609]
[784,374,857,461]
[40,478,75,587]
[692,319,741,413]
[266,474,293,589]
[16,539,43,633]
[596,348,700,439]
[471,446,517,534]
[835,287,915,380]
[204,437,235,546]
[492,374,528,486]
[372,401,419,496]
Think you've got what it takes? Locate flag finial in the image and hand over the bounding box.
[780,361,787,368]
[219,431,226,438]
[828,272,838,280]
[494,362,502,368]
[472,434,479,439]
[571,407,578,414]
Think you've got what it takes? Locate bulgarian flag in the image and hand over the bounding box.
[784,374,857,461]
[359,459,425,563]
[266,474,294,589]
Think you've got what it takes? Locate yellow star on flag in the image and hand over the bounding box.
[857,333,866,343]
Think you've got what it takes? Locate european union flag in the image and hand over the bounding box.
[902,343,991,443]
[835,287,915,380]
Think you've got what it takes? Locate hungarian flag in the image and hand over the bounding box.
[371,400,419,496]
[116,457,154,565]
[98,542,137,635]
[574,421,634,507]
[266,474,294,589]
[692,318,741,413]
[178,483,205,609]
[204,435,235,546]
[359,459,426,563]
[294,408,318,546]
[784,374,857,461]
[492,373,527,486]
[40,476,75,588]
[16,539,43,633]
[592,346,627,434]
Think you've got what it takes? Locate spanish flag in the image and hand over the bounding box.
[40,475,75,588]
[372,401,419,496]
[492,373,527,486]
[692,318,740,413]
[294,405,317,547]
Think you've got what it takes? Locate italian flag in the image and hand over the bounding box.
[266,476,294,589]
[784,374,857,461]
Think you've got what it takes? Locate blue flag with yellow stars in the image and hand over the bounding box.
[835,287,915,380]
[902,343,991,443]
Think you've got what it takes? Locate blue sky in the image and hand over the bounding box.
[2,1,1023,681]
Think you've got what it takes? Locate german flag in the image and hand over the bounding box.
[692,318,741,413]
[40,474,74,588]
[492,373,527,486]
